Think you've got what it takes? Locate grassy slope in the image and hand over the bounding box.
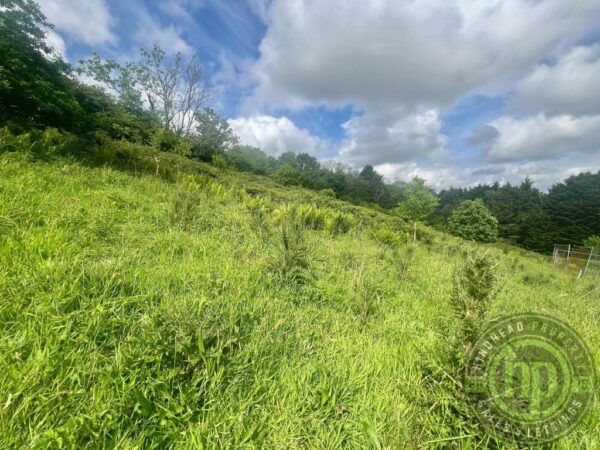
[0,150,599,449]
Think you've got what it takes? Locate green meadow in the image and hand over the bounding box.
[1,147,598,449]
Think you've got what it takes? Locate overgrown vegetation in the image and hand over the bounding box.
[1,2,600,447]
[433,176,600,252]
[449,252,500,356]
[584,235,600,250]
[448,199,499,243]
[2,122,600,448]
[2,0,599,257]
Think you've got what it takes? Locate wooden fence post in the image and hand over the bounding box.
[582,247,594,278]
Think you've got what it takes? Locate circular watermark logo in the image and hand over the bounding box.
[465,313,595,445]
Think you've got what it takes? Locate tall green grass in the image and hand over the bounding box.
[1,147,599,449]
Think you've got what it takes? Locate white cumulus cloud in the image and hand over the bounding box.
[229,115,327,157]
[244,0,598,110]
[339,108,449,166]
[38,0,117,46]
[472,114,600,162]
[511,45,600,116]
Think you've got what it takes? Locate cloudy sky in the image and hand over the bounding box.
[39,0,600,190]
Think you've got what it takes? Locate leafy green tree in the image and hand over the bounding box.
[149,126,191,156]
[79,45,209,136]
[78,53,145,114]
[0,3,156,141]
[276,152,300,169]
[295,153,324,189]
[393,177,438,240]
[272,152,329,190]
[191,107,238,161]
[385,180,409,207]
[296,153,319,173]
[431,185,483,227]
[319,162,350,199]
[341,165,389,206]
[227,145,274,175]
[433,179,557,252]
[356,165,387,204]
[211,153,230,170]
[69,81,159,144]
[273,164,302,186]
[320,188,336,198]
[0,0,83,130]
[583,235,600,250]
[448,199,498,242]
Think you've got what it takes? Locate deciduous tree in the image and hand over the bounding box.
[0,0,83,129]
[448,199,498,243]
[394,176,438,240]
[79,45,210,136]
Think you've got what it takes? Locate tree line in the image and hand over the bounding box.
[1,0,598,254]
[431,176,600,253]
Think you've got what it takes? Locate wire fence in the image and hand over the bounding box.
[552,244,600,278]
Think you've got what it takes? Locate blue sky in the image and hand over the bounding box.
[40,0,600,190]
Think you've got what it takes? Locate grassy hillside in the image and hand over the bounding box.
[0,149,599,449]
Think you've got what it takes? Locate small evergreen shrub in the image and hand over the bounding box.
[449,251,499,356]
[320,188,336,198]
[448,199,498,243]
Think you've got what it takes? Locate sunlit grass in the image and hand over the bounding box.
[0,151,598,449]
